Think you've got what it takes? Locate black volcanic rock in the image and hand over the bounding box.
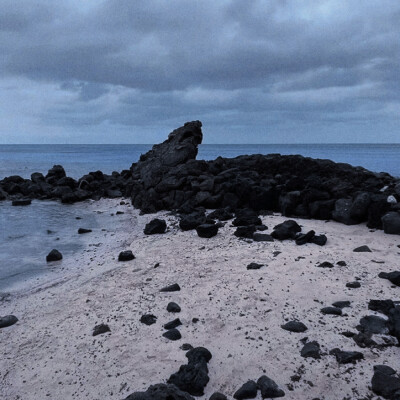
[144,219,167,235]
[371,365,400,399]
[78,228,92,234]
[316,261,334,268]
[234,225,256,238]
[281,320,308,333]
[140,314,157,326]
[379,271,400,286]
[0,315,18,328]
[209,393,228,400]
[92,323,110,336]
[124,383,195,400]
[295,230,315,245]
[118,250,135,261]
[163,328,182,341]
[257,375,285,398]
[233,380,258,400]
[382,212,400,235]
[12,199,32,206]
[321,307,342,315]
[346,281,361,288]
[46,249,62,262]
[353,245,372,252]
[247,262,264,270]
[164,318,182,330]
[160,283,181,292]
[271,220,301,240]
[300,341,321,359]
[329,348,364,364]
[167,302,181,313]
[196,224,219,238]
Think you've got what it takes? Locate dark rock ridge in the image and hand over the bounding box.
[2,121,400,234]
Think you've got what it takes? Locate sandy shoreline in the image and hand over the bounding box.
[1,199,400,399]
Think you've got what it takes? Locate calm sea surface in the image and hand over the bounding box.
[1,143,399,292]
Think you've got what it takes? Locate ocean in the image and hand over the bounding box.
[1,143,400,292]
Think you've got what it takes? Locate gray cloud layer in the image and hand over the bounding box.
[1,0,399,143]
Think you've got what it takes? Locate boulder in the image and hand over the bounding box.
[257,375,285,398]
[196,224,219,238]
[233,380,258,400]
[118,250,135,261]
[144,219,167,235]
[332,199,357,225]
[78,228,92,234]
[140,314,157,326]
[329,348,364,364]
[209,393,228,400]
[382,212,400,235]
[321,307,342,315]
[271,220,301,240]
[234,225,256,239]
[167,302,181,313]
[378,271,400,286]
[300,341,321,359]
[163,328,182,341]
[164,319,182,330]
[371,365,400,399]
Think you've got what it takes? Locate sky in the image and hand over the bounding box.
[0,0,399,144]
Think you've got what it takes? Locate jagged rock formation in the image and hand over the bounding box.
[1,121,400,233]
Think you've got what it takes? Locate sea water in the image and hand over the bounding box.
[1,143,400,291]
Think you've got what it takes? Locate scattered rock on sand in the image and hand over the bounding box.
[160,283,181,292]
[300,341,321,359]
[144,219,167,235]
[311,234,327,246]
[316,261,334,268]
[140,314,157,326]
[234,225,256,239]
[164,319,182,330]
[78,228,92,234]
[329,348,364,364]
[247,263,264,270]
[321,306,342,315]
[332,301,351,309]
[46,249,62,262]
[118,250,135,261]
[12,199,32,206]
[371,365,400,400]
[196,224,219,238]
[168,347,212,396]
[337,260,347,266]
[92,323,110,336]
[209,392,228,400]
[253,233,274,242]
[167,302,181,313]
[346,281,361,288]
[163,328,182,341]
[378,271,400,286]
[124,383,195,400]
[271,220,301,240]
[281,320,308,333]
[353,245,372,252]
[233,380,258,400]
[257,375,285,398]
[295,230,315,245]
[0,315,18,328]
[358,315,388,334]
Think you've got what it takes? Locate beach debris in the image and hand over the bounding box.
[46,249,62,262]
[92,323,110,336]
[0,315,18,328]
[118,250,135,261]
[144,218,167,234]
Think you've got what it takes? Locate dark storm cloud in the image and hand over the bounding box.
[0,0,399,143]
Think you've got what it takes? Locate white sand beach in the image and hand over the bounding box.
[1,199,399,399]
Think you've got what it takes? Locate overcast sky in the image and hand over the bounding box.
[1,0,399,144]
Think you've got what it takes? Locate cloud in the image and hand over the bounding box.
[0,0,399,143]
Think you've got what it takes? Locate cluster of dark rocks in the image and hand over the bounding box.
[2,121,400,235]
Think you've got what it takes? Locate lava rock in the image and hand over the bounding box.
[180,213,206,231]
[371,365,400,400]
[253,233,274,242]
[93,323,110,336]
[234,225,256,238]
[369,299,395,315]
[164,319,182,330]
[163,328,182,341]
[281,320,308,333]
[378,271,400,286]
[359,315,388,334]
[233,215,262,227]
[332,199,357,225]
[46,249,62,262]
[300,341,321,359]
[332,301,351,309]
[124,383,195,400]
[140,314,157,325]
[247,263,264,270]
[78,228,92,234]
[167,302,181,313]
[295,230,315,245]
[209,393,228,400]
[321,307,342,316]
[337,261,347,266]
[196,224,219,238]
[329,348,364,364]
[118,250,135,261]
[271,220,301,240]
[0,315,18,328]
[382,212,400,235]
[160,283,181,292]
[346,281,361,288]
[316,261,334,268]
[353,245,372,252]
[233,380,258,400]
[12,199,32,206]
[311,234,327,246]
[257,375,285,398]
[144,219,167,234]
